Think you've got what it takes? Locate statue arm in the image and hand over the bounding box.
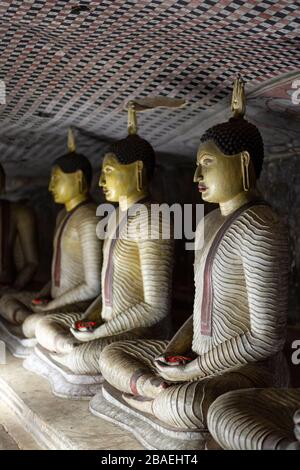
[81,295,103,322]
[13,205,39,289]
[160,316,193,356]
[158,218,289,382]
[94,237,174,338]
[37,280,51,297]
[44,215,102,310]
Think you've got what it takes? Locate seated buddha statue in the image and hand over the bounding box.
[207,388,300,450]
[32,103,174,380]
[0,129,101,344]
[95,78,289,447]
[0,163,38,294]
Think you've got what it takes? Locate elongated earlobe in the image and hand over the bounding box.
[241,152,250,192]
[136,161,143,192]
[77,171,84,194]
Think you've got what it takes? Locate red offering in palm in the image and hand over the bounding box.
[74,320,98,332]
[32,297,51,306]
[165,355,193,365]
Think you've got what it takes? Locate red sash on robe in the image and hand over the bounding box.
[104,198,149,308]
[200,200,268,337]
[54,199,91,288]
[104,212,129,307]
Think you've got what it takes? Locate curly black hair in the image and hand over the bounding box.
[200,117,264,177]
[52,152,93,187]
[108,134,156,180]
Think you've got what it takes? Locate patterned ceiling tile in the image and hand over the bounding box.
[0,0,299,176]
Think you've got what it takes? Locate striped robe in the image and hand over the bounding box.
[99,203,289,430]
[0,201,101,337]
[207,388,300,449]
[34,201,174,373]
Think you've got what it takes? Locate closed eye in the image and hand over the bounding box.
[103,166,113,174]
[201,158,214,166]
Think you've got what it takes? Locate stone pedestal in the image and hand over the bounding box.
[23,345,103,400]
[0,352,143,450]
[90,382,209,450]
[0,319,36,358]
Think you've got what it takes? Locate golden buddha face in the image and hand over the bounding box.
[99,153,144,203]
[49,166,86,204]
[194,140,252,204]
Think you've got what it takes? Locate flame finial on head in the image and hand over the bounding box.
[231,75,246,118]
[67,127,76,153]
[127,101,138,135]
[125,96,186,136]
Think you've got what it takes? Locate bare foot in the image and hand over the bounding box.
[136,375,169,399]
[15,308,30,326]
[22,313,45,337]
[122,393,154,415]
[54,335,78,354]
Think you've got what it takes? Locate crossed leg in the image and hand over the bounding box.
[100,340,272,430]
[207,388,300,449]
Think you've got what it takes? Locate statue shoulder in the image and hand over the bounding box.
[242,203,284,229]
[235,203,288,246]
[204,207,221,222]
[71,201,98,226]
[126,200,151,226]
[199,207,222,232]
[127,201,174,242]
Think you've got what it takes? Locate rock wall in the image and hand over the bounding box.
[259,154,300,323]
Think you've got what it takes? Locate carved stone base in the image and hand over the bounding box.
[1,352,142,450]
[90,383,209,450]
[23,346,104,400]
[0,319,36,358]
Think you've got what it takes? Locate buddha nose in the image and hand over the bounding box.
[99,172,105,187]
[193,166,203,183]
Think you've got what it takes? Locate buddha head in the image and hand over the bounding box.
[194,78,264,204]
[49,130,92,207]
[0,164,5,195]
[99,134,155,203]
[194,117,264,204]
[49,152,92,205]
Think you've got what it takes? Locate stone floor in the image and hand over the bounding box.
[0,352,143,450]
[0,424,20,450]
[0,402,41,450]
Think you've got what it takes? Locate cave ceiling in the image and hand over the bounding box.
[0,0,299,181]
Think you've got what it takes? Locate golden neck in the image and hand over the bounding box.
[65,193,89,212]
[119,189,149,212]
[219,188,260,217]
